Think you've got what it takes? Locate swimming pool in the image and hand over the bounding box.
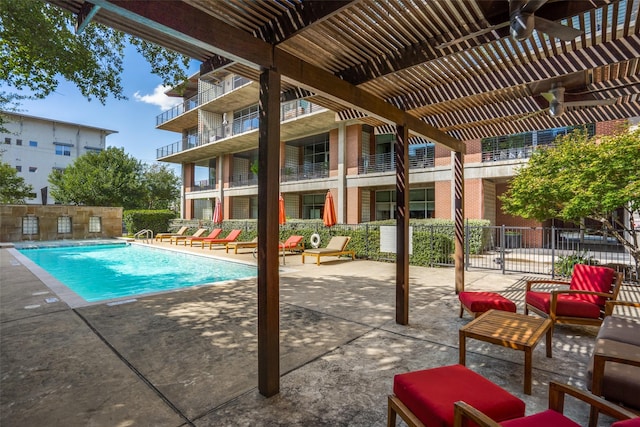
[17,243,257,304]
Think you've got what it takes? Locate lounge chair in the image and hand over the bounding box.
[187,228,223,247]
[226,237,258,254]
[155,226,188,242]
[171,228,207,245]
[301,236,355,265]
[280,235,304,254]
[201,229,242,249]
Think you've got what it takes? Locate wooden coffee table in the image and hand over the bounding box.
[459,309,553,395]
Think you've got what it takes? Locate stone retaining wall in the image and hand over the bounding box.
[0,205,122,242]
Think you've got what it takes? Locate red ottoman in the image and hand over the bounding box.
[459,291,517,318]
[388,364,525,427]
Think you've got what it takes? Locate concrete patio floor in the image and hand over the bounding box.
[1,241,638,426]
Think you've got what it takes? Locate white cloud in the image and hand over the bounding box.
[133,85,181,111]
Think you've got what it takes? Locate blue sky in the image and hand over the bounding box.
[6,45,198,166]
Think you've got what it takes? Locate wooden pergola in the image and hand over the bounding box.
[50,0,640,397]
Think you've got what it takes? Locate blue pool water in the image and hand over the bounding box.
[18,243,257,302]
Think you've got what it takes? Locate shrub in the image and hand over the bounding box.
[123,209,176,235]
[553,251,599,277]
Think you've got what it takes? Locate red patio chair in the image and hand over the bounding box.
[525,263,622,331]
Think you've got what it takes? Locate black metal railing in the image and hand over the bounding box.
[229,174,258,187]
[358,151,435,174]
[281,163,330,182]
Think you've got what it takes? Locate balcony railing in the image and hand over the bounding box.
[480,143,556,162]
[156,126,225,158]
[156,83,225,126]
[229,173,258,187]
[156,101,327,159]
[281,163,329,182]
[187,180,216,192]
[358,151,435,174]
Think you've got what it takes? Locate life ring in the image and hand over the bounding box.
[310,233,321,248]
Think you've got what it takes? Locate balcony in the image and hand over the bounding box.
[156,83,225,127]
[229,173,258,188]
[281,162,329,182]
[156,126,225,158]
[358,151,435,174]
[156,101,329,162]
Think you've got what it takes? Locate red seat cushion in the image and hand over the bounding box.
[612,418,640,427]
[526,291,602,318]
[393,364,525,427]
[569,264,615,306]
[459,292,516,314]
[500,409,580,427]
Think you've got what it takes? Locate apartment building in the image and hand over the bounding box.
[1,112,115,204]
[154,71,618,227]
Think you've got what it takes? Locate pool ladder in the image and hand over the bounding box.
[133,229,154,243]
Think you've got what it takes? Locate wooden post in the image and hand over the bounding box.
[257,67,281,396]
[395,124,409,325]
[454,151,465,293]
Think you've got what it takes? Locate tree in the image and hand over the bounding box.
[0,153,33,203]
[49,147,146,209]
[141,164,181,210]
[0,0,190,116]
[501,127,640,270]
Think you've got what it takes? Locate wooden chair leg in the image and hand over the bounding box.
[387,395,397,427]
[459,303,464,318]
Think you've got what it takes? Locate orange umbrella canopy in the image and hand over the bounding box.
[323,191,337,227]
[279,195,286,225]
[212,199,223,224]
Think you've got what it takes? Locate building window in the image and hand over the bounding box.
[29,166,37,173]
[375,190,396,220]
[15,165,22,172]
[16,139,22,146]
[232,104,259,134]
[409,188,435,219]
[22,216,38,235]
[303,137,329,166]
[55,145,71,156]
[88,216,101,233]
[29,140,37,147]
[4,137,11,144]
[57,216,72,234]
[302,193,325,219]
[375,188,435,220]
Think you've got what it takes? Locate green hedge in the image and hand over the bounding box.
[166,218,490,266]
[123,210,177,235]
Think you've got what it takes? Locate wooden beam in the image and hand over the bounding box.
[395,124,410,325]
[90,0,465,153]
[92,0,273,68]
[257,67,281,397]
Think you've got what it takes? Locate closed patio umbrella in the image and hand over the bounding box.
[279,195,286,225]
[212,198,223,224]
[323,190,337,227]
